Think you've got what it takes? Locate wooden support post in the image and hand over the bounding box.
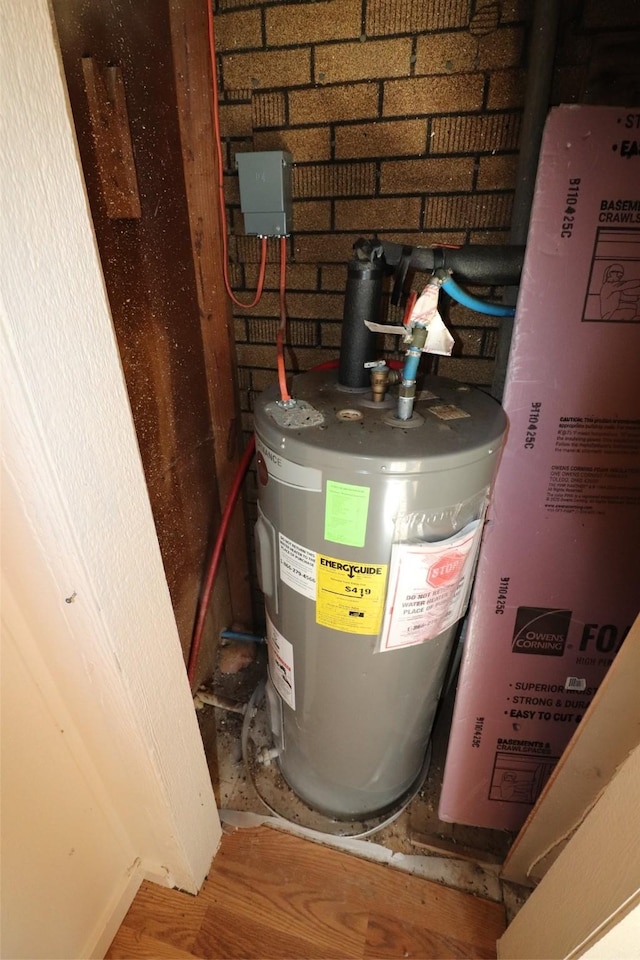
[168,0,254,631]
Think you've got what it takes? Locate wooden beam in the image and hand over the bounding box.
[168,0,253,632]
[81,58,141,219]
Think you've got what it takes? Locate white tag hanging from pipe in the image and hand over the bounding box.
[407,282,455,357]
[364,281,455,357]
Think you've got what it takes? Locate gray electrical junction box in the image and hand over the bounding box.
[235,150,293,237]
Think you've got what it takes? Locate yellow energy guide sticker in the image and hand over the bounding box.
[316,554,387,635]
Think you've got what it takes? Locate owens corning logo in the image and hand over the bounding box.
[512,607,572,656]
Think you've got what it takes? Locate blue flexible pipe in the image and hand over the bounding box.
[402,346,422,383]
[442,277,515,317]
[221,629,266,644]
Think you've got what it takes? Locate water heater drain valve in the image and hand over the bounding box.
[257,746,281,766]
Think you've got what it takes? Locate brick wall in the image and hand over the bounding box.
[212,0,640,621]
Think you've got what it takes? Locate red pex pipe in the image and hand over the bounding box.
[186,356,403,687]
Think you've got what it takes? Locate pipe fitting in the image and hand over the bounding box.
[370,366,389,402]
[257,746,280,766]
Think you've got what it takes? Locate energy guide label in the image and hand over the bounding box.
[266,615,295,710]
[316,554,387,635]
[279,533,316,600]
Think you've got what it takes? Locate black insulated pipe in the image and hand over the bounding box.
[492,0,559,399]
[338,257,384,388]
[379,242,525,287]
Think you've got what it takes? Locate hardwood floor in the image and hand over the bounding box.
[106,827,505,959]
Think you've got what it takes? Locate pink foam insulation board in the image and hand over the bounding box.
[439,105,640,831]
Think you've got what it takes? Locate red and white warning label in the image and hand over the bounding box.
[379,520,484,652]
[266,614,296,709]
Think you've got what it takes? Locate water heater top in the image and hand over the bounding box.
[254,371,507,474]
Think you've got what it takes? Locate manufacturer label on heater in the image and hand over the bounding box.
[279,533,316,600]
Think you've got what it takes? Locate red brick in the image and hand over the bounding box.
[424,193,512,231]
[486,68,526,109]
[252,92,287,129]
[294,232,360,263]
[233,235,291,264]
[321,322,345,347]
[468,229,510,246]
[377,229,467,247]
[366,0,471,34]
[469,3,499,35]
[248,318,319,347]
[499,1,529,22]
[228,139,255,174]
[265,0,361,46]
[384,74,484,116]
[287,292,344,320]
[288,83,379,126]
[247,318,279,343]
[218,103,253,138]
[335,197,422,231]
[214,9,262,52]
[453,328,483,356]
[436,356,494,384]
[251,368,280,391]
[287,320,320,346]
[477,27,524,69]
[234,317,247,342]
[222,48,311,91]
[286,347,339,371]
[246,262,318,290]
[380,158,474,195]
[237,344,280,368]
[230,207,244,235]
[476,155,518,191]
[292,201,332,232]
[314,39,413,84]
[239,292,281,317]
[430,113,521,156]
[224,174,240,204]
[253,127,331,163]
[414,33,478,76]
[335,120,427,159]
[243,263,280,289]
[241,411,256,435]
[239,344,338,374]
[293,163,377,198]
[236,367,252,391]
[449,301,500,328]
[321,265,349,290]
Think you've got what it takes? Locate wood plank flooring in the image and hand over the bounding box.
[106,827,505,959]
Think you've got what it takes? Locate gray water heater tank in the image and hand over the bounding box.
[254,370,507,820]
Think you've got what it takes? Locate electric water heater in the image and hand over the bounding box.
[254,369,507,819]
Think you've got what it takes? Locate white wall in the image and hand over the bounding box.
[1,1,220,956]
[1,576,140,959]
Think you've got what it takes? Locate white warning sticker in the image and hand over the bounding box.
[427,404,471,421]
[266,614,296,710]
[279,533,316,600]
[379,520,484,652]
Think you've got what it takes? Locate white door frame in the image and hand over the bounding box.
[1,0,220,951]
